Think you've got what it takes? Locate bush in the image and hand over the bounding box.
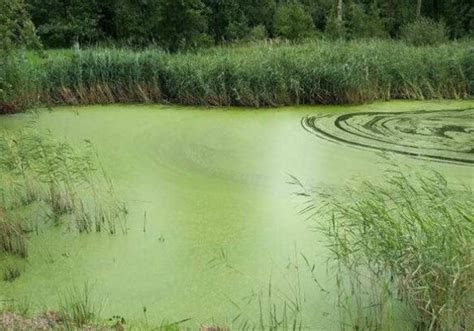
[401,17,448,46]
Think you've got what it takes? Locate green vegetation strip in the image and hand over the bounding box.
[1,40,472,113]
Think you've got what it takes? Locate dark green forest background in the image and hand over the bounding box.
[24,0,473,50]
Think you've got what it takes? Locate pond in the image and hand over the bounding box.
[0,101,472,328]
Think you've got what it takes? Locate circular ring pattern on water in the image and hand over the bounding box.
[302,108,474,165]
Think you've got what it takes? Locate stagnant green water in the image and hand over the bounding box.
[0,101,473,328]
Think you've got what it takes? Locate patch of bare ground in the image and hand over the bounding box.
[0,311,124,331]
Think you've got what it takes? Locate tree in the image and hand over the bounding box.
[300,0,332,32]
[416,0,422,19]
[424,0,473,39]
[0,0,41,112]
[204,0,249,43]
[156,0,210,51]
[26,0,101,47]
[111,0,162,45]
[346,1,387,39]
[273,1,315,40]
[242,0,277,35]
[336,0,343,22]
[0,0,40,52]
[325,0,346,39]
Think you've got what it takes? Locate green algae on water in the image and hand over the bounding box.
[0,101,473,329]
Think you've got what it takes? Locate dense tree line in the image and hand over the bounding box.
[8,0,474,49]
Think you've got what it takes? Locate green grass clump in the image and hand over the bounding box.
[59,283,102,327]
[303,169,473,330]
[0,210,28,258]
[2,263,21,282]
[0,129,127,258]
[1,39,472,112]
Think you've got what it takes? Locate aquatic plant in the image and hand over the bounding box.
[2,263,21,282]
[0,129,127,258]
[58,283,102,327]
[1,39,472,112]
[0,210,28,258]
[299,169,474,330]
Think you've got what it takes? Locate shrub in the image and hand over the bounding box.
[401,17,448,46]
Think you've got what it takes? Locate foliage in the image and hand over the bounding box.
[204,0,249,43]
[26,0,100,47]
[421,0,473,39]
[0,0,41,112]
[242,0,276,36]
[156,0,210,51]
[109,0,161,45]
[401,17,448,46]
[14,0,472,49]
[0,0,40,52]
[273,1,315,40]
[303,169,474,330]
[324,15,346,40]
[346,2,388,39]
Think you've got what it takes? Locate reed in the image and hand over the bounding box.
[2,263,21,282]
[300,169,474,330]
[0,210,28,258]
[0,129,127,258]
[1,39,472,112]
[58,283,102,327]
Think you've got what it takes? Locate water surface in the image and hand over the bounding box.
[0,101,472,328]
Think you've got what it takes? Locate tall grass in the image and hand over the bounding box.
[2,263,21,282]
[1,39,472,112]
[0,209,28,258]
[58,283,102,327]
[0,129,127,258]
[299,169,474,330]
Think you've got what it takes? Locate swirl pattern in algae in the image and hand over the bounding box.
[302,108,474,165]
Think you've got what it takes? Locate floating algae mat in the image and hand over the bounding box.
[0,101,473,328]
[302,108,474,165]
